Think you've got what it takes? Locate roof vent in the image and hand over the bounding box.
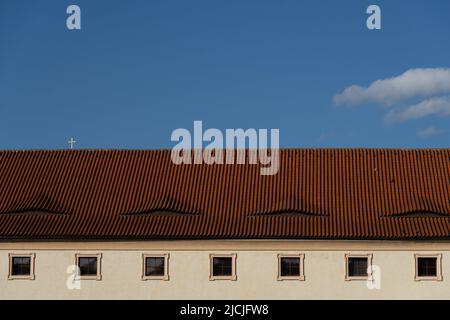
[0,194,69,215]
[383,210,450,218]
[249,197,326,217]
[120,195,202,216]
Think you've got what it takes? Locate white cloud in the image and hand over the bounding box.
[417,126,443,139]
[317,131,336,142]
[334,68,450,106]
[384,96,450,124]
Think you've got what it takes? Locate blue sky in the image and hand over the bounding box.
[0,0,449,149]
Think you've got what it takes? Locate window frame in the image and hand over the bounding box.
[75,253,102,280]
[414,253,442,281]
[345,253,373,281]
[142,253,170,281]
[8,253,35,280]
[209,253,237,281]
[277,253,305,281]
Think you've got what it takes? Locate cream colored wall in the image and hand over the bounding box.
[1,240,450,300]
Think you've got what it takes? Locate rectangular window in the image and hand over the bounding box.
[418,258,437,276]
[415,254,442,281]
[348,257,368,277]
[213,257,232,276]
[345,254,372,280]
[12,257,31,275]
[75,253,102,280]
[8,253,35,280]
[142,253,169,280]
[210,254,237,280]
[79,257,97,275]
[277,254,305,280]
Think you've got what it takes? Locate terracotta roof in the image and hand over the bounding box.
[0,149,449,240]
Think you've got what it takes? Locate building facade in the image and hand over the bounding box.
[0,149,449,299]
[2,240,450,299]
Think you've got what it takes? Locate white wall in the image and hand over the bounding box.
[0,240,449,299]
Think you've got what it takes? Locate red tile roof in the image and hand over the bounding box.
[0,149,449,240]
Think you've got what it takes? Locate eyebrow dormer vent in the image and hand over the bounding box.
[249,197,326,217]
[120,195,202,216]
[0,194,69,215]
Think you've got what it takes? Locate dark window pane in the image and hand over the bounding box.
[417,257,437,277]
[213,257,233,276]
[145,257,165,276]
[12,257,31,276]
[78,257,98,276]
[348,257,368,277]
[280,257,300,277]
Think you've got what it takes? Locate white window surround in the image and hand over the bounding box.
[8,253,36,280]
[142,253,170,281]
[277,253,305,281]
[75,253,102,280]
[414,253,442,281]
[209,253,237,281]
[345,253,373,281]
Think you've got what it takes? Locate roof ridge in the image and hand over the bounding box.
[0,148,449,153]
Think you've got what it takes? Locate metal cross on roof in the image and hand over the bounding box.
[68,137,77,149]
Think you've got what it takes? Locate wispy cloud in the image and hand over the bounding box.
[317,131,336,142]
[417,126,443,139]
[384,96,450,124]
[334,68,450,107]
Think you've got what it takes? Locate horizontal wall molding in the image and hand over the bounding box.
[2,240,450,251]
